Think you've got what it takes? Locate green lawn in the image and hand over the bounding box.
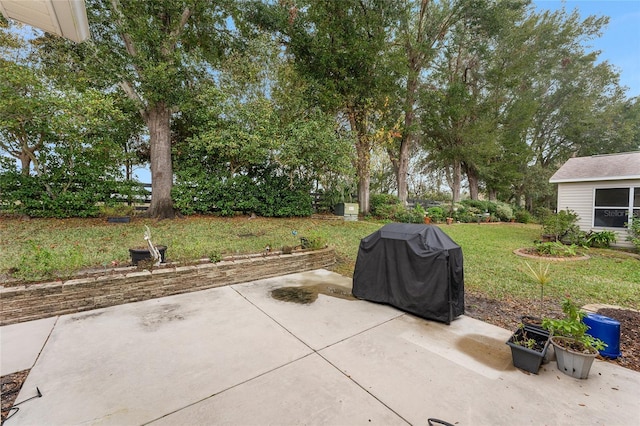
[1,217,638,310]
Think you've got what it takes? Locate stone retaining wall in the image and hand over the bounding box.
[0,248,335,326]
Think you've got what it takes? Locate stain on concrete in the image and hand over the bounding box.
[68,311,105,322]
[139,304,185,331]
[455,333,513,371]
[271,283,355,304]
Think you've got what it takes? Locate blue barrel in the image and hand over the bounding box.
[583,313,622,359]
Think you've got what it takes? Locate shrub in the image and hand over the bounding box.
[562,228,589,247]
[427,206,445,222]
[542,209,580,241]
[370,193,400,217]
[534,241,580,257]
[495,202,514,222]
[586,231,617,248]
[515,209,533,224]
[302,230,329,250]
[173,167,313,217]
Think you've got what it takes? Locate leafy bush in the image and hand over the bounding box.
[543,298,606,351]
[542,209,580,241]
[301,230,328,250]
[458,199,516,222]
[515,209,533,224]
[534,241,580,257]
[0,162,141,218]
[562,228,589,247]
[627,216,640,252]
[370,193,400,217]
[495,202,514,222]
[586,230,617,248]
[395,205,425,224]
[173,166,313,217]
[427,206,445,222]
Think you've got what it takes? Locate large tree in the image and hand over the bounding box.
[250,0,399,213]
[34,0,240,218]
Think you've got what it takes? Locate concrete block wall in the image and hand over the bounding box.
[0,248,335,326]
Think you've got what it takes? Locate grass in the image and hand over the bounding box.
[1,217,638,310]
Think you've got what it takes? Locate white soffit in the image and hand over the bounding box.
[0,0,90,43]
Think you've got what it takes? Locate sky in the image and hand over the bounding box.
[533,0,640,98]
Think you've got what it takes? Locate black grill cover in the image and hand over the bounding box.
[353,223,464,324]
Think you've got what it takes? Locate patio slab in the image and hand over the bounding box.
[0,316,57,376]
[4,269,640,426]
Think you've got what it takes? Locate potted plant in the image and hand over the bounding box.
[506,261,553,373]
[506,324,551,374]
[129,225,167,266]
[520,262,551,334]
[542,298,607,379]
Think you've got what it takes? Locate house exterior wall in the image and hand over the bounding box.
[557,179,639,248]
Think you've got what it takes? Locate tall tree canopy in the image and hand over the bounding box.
[34,0,242,218]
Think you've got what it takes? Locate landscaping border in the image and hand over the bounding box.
[0,248,335,326]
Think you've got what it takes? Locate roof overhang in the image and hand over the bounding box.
[0,0,89,43]
[550,176,640,184]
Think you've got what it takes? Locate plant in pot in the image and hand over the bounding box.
[506,261,552,374]
[520,262,551,334]
[129,225,167,267]
[542,298,607,379]
[506,323,551,374]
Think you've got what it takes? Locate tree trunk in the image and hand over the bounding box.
[451,160,461,203]
[397,50,422,206]
[349,109,371,214]
[488,188,497,202]
[145,103,176,219]
[463,162,479,200]
[19,152,31,175]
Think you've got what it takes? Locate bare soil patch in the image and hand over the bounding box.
[465,290,640,373]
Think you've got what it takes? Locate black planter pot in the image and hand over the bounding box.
[520,316,550,337]
[129,246,167,266]
[107,216,131,223]
[506,326,550,374]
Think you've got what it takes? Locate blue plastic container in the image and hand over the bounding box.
[583,313,622,359]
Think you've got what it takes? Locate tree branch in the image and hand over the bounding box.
[110,0,138,58]
[164,6,192,55]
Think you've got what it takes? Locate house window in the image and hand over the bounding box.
[594,188,630,228]
[635,187,640,219]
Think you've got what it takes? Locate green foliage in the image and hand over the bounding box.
[2,221,638,311]
[515,209,533,224]
[542,209,580,241]
[524,261,550,317]
[0,160,137,218]
[534,241,580,257]
[542,299,606,351]
[209,251,222,263]
[370,194,400,216]
[495,202,514,222]
[586,231,617,248]
[426,206,445,222]
[14,240,84,281]
[369,194,424,223]
[173,166,313,218]
[627,217,640,252]
[301,230,328,250]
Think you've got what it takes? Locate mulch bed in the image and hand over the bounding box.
[465,290,640,373]
[2,294,639,424]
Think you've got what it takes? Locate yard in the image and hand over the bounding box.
[2,216,638,311]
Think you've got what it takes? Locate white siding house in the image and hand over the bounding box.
[549,152,640,248]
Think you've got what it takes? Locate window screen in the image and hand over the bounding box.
[594,188,630,228]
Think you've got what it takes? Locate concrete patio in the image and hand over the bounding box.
[2,269,639,425]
